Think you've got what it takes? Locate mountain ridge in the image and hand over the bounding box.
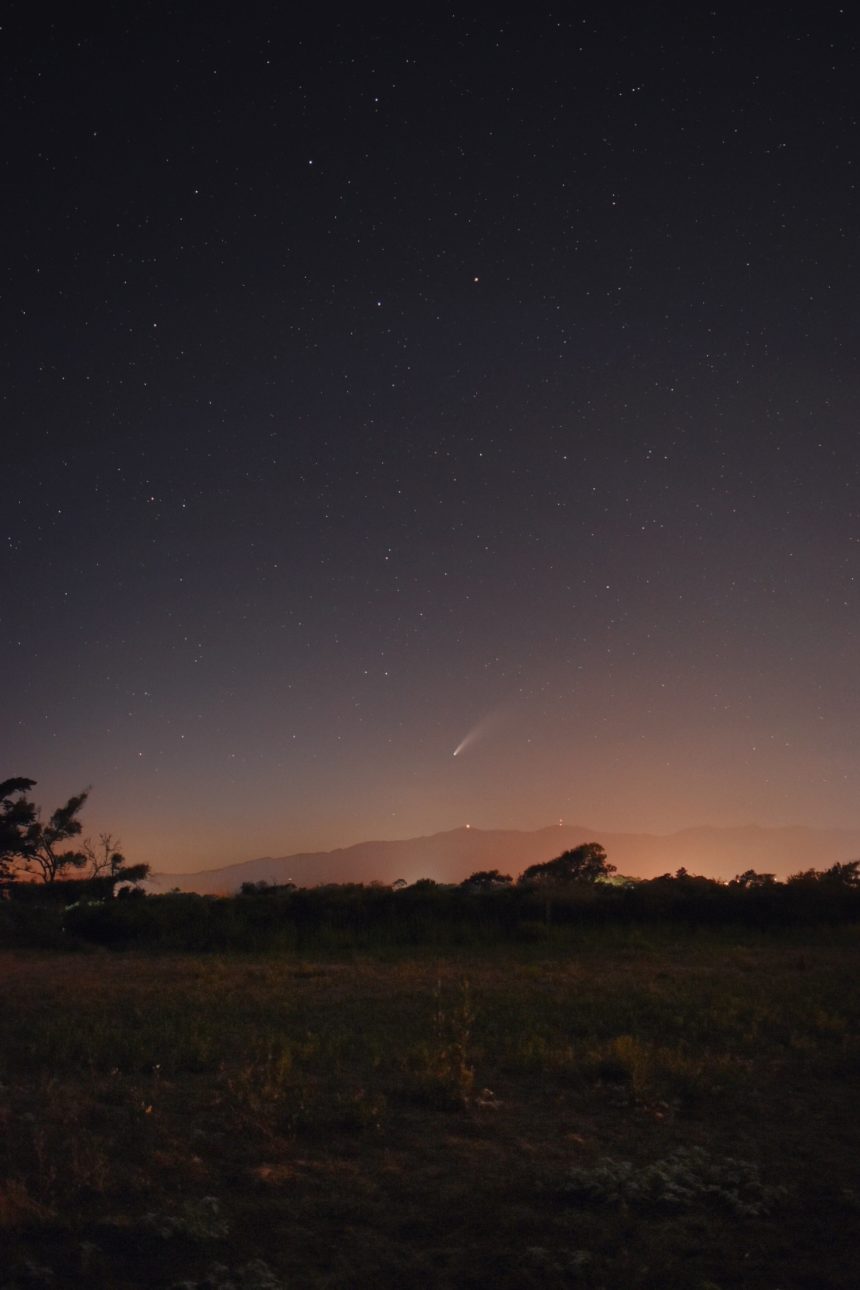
[148,822,860,894]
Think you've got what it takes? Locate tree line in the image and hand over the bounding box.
[3,777,859,953]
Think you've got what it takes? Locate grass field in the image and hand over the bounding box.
[1,926,858,1288]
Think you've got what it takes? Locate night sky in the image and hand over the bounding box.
[4,7,858,872]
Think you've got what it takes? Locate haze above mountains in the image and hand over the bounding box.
[149,823,860,895]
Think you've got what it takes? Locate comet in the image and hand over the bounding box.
[452,707,514,758]
[453,727,481,757]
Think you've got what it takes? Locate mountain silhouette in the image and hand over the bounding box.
[148,822,860,894]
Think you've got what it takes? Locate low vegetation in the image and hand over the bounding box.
[4,860,860,957]
[1,927,859,1288]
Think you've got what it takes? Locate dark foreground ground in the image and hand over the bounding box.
[1,927,858,1289]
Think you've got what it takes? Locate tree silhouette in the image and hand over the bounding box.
[788,860,860,888]
[83,832,151,888]
[0,778,149,888]
[519,842,616,885]
[1,778,37,878]
[731,869,777,889]
[18,788,90,882]
[460,869,513,889]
